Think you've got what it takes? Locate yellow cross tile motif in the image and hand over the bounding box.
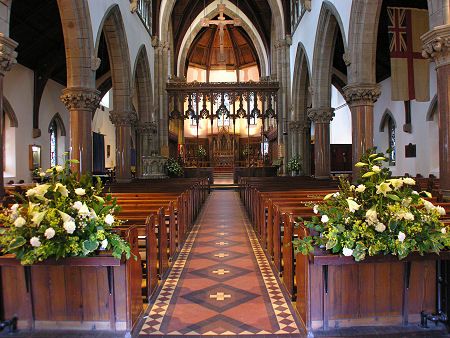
[209,292,231,301]
[213,269,230,275]
[216,242,228,246]
[214,253,229,258]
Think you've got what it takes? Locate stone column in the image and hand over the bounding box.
[289,121,305,159]
[60,87,100,174]
[275,37,292,174]
[308,108,334,179]
[136,121,157,177]
[152,37,170,157]
[422,25,450,196]
[110,111,137,183]
[343,83,381,178]
[0,34,16,197]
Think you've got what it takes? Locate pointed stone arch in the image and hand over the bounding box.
[48,113,67,136]
[379,109,397,132]
[132,45,154,123]
[311,1,347,108]
[3,97,18,128]
[309,1,347,178]
[291,42,312,174]
[96,4,133,117]
[426,94,438,122]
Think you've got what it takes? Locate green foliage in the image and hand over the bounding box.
[293,148,449,261]
[287,156,302,172]
[197,146,207,158]
[167,158,184,177]
[0,159,131,265]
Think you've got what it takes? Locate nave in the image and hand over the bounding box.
[139,190,301,336]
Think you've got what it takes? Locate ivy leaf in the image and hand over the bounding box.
[9,236,26,250]
[82,240,98,252]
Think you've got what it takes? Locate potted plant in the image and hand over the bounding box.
[0,159,132,265]
[166,157,184,178]
[287,156,302,176]
[293,148,449,261]
[197,145,207,159]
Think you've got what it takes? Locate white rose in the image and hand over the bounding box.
[355,184,366,193]
[372,165,381,173]
[11,204,19,212]
[313,205,319,214]
[321,215,329,223]
[403,212,414,221]
[436,206,446,216]
[14,216,26,228]
[55,165,64,172]
[30,236,41,247]
[100,239,108,250]
[72,201,83,210]
[365,208,378,224]
[78,203,90,217]
[75,188,86,196]
[104,214,115,226]
[63,220,76,234]
[44,227,56,239]
[333,192,340,198]
[375,222,386,233]
[398,231,406,242]
[441,228,447,234]
[403,177,416,185]
[342,247,353,257]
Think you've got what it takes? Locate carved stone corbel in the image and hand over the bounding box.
[422,25,450,68]
[0,34,18,76]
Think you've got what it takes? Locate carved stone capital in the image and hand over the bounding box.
[343,83,381,106]
[301,0,312,12]
[136,121,157,134]
[60,87,100,111]
[422,25,450,68]
[289,121,305,131]
[110,110,138,127]
[130,0,138,13]
[0,35,18,76]
[307,107,334,123]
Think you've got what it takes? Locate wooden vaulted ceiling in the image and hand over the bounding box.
[171,0,273,74]
[186,21,259,72]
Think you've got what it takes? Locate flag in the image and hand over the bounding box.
[387,7,429,102]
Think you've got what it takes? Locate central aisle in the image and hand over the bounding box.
[139,191,301,336]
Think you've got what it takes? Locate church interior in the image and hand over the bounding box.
[0,0,450,337]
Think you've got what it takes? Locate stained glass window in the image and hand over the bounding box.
[388,117,396,165]
[50,120,57,167]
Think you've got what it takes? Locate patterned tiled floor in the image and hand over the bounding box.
[139,191,302,336]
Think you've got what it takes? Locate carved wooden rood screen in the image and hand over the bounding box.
[167,80,280,167]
